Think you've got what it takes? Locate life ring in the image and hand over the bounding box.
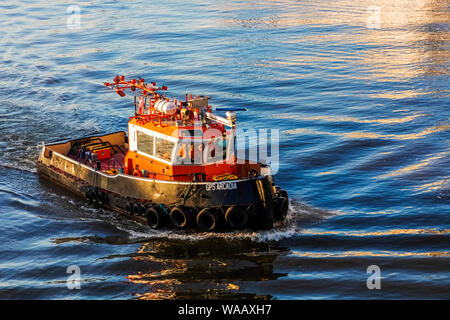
[170,206,192,228]
[196,208,219,231]
[225,206,248,229]
[146,206,166,229]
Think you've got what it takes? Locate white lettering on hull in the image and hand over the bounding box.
[205,181,238,192]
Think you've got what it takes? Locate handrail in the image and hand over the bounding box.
[108,158,123,171]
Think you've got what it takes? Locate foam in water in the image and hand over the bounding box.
[113,199,333,243]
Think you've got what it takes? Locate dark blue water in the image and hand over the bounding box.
[0,0,449,299]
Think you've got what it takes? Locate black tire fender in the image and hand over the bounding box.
[132,202,141,216]
[170,206,191,228]
[96,190,106,205]
[279,189,288,199]
[273,196,289,221]
[86,190,95,203]
[196,208,219,231]
[225,205,249,229]
[125,202,133,215]
[146,206,166,229]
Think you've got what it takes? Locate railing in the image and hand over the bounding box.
[68,137,127,172]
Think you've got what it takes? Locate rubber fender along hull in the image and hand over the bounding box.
[36,146,282,230]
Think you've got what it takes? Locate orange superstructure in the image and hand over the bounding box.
[106,75,260,182]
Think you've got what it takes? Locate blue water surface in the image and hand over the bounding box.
[0,0,448,299]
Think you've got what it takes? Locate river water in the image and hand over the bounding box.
[0,0,449,299]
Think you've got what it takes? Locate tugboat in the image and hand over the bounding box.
[37,75,289,231]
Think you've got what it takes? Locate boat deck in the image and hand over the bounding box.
[68,148,127,174]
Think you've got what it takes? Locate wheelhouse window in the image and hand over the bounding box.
[179,129,203,138]
[174,141,204,165]
[155,137,175,162]
[174,138,227,165]
[136,130,154,156]
[205,137,226,163]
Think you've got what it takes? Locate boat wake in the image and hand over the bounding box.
[113,199,333,243]
[0,140,43,174]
